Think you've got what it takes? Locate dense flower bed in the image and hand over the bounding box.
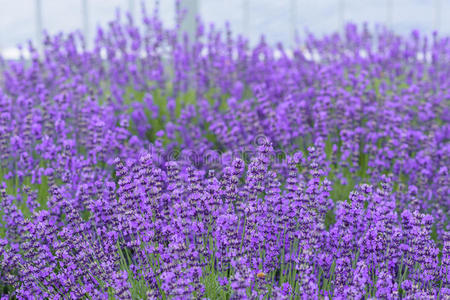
[0,4,449,300]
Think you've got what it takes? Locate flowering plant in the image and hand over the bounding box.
[0,4,448,299]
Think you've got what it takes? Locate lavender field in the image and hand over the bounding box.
[0,4,449,300]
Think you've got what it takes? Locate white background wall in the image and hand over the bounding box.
[0,0,448,57]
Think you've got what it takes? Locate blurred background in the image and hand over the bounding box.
[1,0,448,59]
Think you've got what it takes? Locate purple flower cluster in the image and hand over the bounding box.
[0,3,448,299]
